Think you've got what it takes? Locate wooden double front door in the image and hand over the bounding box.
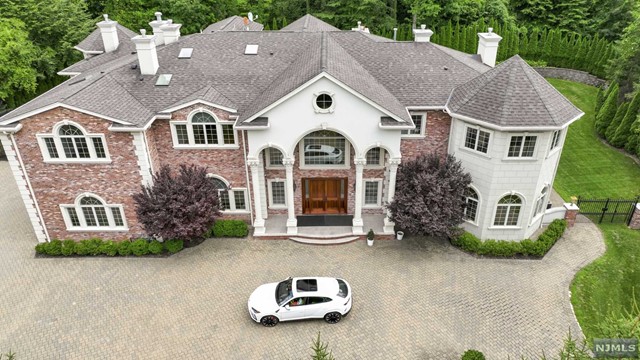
[302,178,348,214]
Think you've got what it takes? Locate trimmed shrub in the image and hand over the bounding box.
[61,239,76,256]
[84,239,102,256]
[35,243,46,254]
[117,241,132,256]
[211,220,249,237]
[165,239,184,254]
[461,349,485,360]
[148,240,164,255]
[130,239,149,256]
[74,241,89,256]
[45,240,63,256]
[98,240,118,256]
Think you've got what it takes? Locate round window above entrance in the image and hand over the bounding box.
[313,92,335,113]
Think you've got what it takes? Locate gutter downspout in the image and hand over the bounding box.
[10,133,51,242]
[241,130,254,225]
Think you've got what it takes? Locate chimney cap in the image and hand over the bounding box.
[421,24,426,29]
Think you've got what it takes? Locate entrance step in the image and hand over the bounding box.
[289,236,360,245]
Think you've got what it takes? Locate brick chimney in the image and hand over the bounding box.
[149,12,168,46]
[477,28,502,67]
[160,20,182,45]
[97,14,119,53]
[413,24,433,42]
[131,29,159,75]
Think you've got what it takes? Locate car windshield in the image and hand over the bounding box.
[337,279,349,298]
[276,278,293,306]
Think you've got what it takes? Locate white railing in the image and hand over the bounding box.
[542,206,566,225]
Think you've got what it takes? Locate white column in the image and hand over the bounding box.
[248,159,265,235]
[284,158,297,235]
[383,158,401,234]
[352,158,365,234]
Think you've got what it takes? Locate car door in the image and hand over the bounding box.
[279,297,308,321]
[304,297,331,318]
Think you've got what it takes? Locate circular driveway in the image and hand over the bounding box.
[0,161,605,359]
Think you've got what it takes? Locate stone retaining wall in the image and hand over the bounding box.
[534,67,606,87]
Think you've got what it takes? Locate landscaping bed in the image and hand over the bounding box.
[35,238,184,257]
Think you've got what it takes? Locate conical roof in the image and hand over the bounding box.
[447,55,583,127]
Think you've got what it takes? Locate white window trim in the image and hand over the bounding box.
[268,179,287,209]
[504,133,539,160]
[461,124,492,157]
[265,148,285,169]
[362,178,383,208]
[298,139,351,170]
[170,108,239,149]
[60,193,128,231]
[547,129,564,158]
[401,112,427,138]
[463,186,480,226]
[37,121,111,164]
[491,194,525,228]
[530,186,549,224]
[312,91,335,114]
[364,148,385,169]
[206,174,249,213]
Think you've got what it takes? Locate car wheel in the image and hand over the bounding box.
[324,312,342,324]
[260,315,279,327]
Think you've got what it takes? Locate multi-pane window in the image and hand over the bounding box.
[171,111,236,147]
[401,114,425,136]
[61,195,126,230]
[464,127,490,154]
[301,130,347,167]
[534,186,549,217]
[365,148,384,167]
[267,148,284,168]
[493,195,522,226]
[39,123,108,162]
[550,130,562,150]
[363,180,381,206]
[209,176,248,212]
[464,187,479,222]
[508,135,537,157]
[269,180,286,207]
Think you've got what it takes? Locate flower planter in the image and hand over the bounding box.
[367,238,374,246]
[396,231,404,240]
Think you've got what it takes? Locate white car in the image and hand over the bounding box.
[248,277,352,327]
[303,144,344,164]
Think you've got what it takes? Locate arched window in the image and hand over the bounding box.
[493,194,523,226]
[300,130,349,168]
[171,110,236,147]
[534,186,549,217]
[61,194,126,230]
[37,122,109,162]
[266,148,284,168]
[207,175,248,212]
[365,147,385,167]
[464,187,479,223]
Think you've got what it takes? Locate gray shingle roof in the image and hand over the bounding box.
[280,14,340,32]
[446,55,583,127]
[203,16,264,32]
[75,23,138,53]
[3,18,572,130]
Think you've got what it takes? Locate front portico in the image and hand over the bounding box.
[239,76,410,237]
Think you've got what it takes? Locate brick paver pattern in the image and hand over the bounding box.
[0,161,606,359]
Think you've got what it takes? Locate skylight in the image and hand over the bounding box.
[155,74,172,86]
[178,48,193,59]
[244,44,258,55]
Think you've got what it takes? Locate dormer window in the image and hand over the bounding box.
[37,122,110,163]
[170,109,237,148]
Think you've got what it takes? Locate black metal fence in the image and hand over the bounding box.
[576,196,639,225]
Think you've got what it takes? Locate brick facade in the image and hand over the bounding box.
[14,108,145,240]
[400,110,451,161]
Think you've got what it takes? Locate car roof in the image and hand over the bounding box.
[291,277,339,298]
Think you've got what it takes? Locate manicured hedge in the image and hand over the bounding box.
[204,220,249,238]
[451,219,567,258]
[35,238,184,257]
[461,349,486,360]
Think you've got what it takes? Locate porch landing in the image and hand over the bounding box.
[256,214,389,239]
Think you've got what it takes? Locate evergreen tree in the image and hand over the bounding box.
[612,91,640,147]
[519,28,529,58]
[272,17,279,30]
[453,21,461,50]
[466,26,475,53]
[612,5,640,97]
[460,26,467,53]
[595,86,606,114]
[605,102,629,143]
[528,28,539,59]
[595,82,620,136]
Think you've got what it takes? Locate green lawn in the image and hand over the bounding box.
[550,78,640,200]
[549,78,640,342]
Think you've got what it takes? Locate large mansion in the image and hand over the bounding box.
[0,14,582,242]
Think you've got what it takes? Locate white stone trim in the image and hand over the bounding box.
[36,120,111,163]
[0,103,134,126]
[0,134,49,242]
[362,178,383,208]
[159,100,237,114]
[60,193,128,231]
[169,108,237,148]
[312,91,336,114]
[503,133,540,159]
[401,112,427,138]
[267,179,287,209]
[461,123,493,157]
[132,132,153,186]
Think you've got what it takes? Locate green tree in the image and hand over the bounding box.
[605,102,629,143]
[612,91,640,147]
[625,113,640,154]
[510,0,554,27]
[310,332,335,360]
[0,18,39,105]
[554,0,589,33]
[611,3,640,97]
[595,82,620,136]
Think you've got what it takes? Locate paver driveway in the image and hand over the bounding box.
[0,161,605,359]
